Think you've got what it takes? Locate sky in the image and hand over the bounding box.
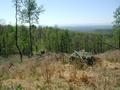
[0,0,120,26]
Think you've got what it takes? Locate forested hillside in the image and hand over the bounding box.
[0,25,119,57]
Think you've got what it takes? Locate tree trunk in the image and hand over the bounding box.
[119,30,120,49]
[15,0,23,62]
[29,22,33,57]
[28,0,33,57]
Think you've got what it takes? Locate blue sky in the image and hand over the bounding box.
[0,0,120,26]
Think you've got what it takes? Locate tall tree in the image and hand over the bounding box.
[13,0,23,62]
[113,6,120,49]
[20,0,44,57]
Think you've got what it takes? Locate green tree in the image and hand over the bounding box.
[59,30,71,53]
[113,6,120,49]
[20,0,44,57]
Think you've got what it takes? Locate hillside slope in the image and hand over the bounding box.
[0,50,120,90]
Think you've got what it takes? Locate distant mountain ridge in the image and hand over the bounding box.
[59,25,112,32]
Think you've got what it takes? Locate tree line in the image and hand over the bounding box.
[0,25,119,56]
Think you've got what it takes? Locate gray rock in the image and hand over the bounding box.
[69,50,95,66]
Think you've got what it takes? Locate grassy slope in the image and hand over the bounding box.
[0,50,120,90]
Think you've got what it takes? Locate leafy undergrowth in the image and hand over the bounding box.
[0,50,120,90]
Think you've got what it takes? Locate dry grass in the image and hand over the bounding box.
[0,50,120,90]
[96,50,120,62]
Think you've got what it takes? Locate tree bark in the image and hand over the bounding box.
[28,0,33,57]
[119,30,120,49]
[29,22,33,57]
[15,0,23,62]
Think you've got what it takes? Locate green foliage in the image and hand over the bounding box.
[15,84,23,90]
[0,84,23,90]
[20,0,44,24]
[113,6,120,49]
[0,24,117,56]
